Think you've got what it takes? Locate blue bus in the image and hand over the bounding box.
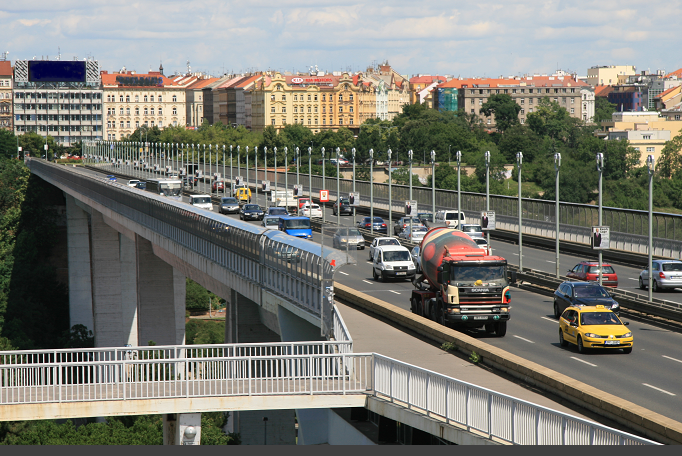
[278,216,313,239]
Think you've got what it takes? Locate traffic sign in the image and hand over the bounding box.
[320,190,329,202]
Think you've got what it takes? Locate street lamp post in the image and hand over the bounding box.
[274,147,278,206]
[254,146,258,203]
[296,147,300,197]
[222,145,226,196]
[485,151,491,247]
[321,147,326,224]
[237,145,241,183]
[554,153,562,278]
[408,149,413,239]
[456,151,462,225]
[517,152,523,271]
[431,150,436,219]
[284,147,288,211]
[647,155,655,302]
[596,153,604,285]
[351,148,356,219]
[308,147,312,206]
[387,149,393,235]
[229,145,233,194]
[336,147,341,226]
[369,149,374,234]
[246,146,250,199]
[264,147,268,206]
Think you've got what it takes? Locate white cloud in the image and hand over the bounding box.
[0,1,680,77]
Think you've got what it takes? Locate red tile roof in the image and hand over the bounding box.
[409,75,446,84]
[101,71,181,87]
[0,61,12,76]
[594,85,614,97]
[665,68,682,79]
[186,78,219,90]
[437,75,588,90]
[657,86,681,100]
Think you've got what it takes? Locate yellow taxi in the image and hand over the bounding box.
[559,305,633,354]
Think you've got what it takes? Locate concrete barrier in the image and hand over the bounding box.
[334,282,682,445]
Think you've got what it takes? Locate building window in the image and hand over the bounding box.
[294,95,298,101]
[158,107,162,115]
[571,98,574,104]
[570,108,574,114]
[271,106,275,113]
[119,107,124,115]
[135,95,139,102]
[470,109,475,114]
[282,95,286,101]
[315,118,318,124]
[126,107,130,115]
[529,108,533,113]
[676,115,681,121]
[314,94,318,101]
[307,106,311,113]
[553,98,558,102]
[144,95,148,102]
[323,119,326,125]
[339,118,343,125]
[339,106,343,113]
[159,96,162,102]
[159,121,163,127]
[127,121,131,128]
[349,94,354,101]
[107,121,112,128]
[282,107,286,113]
[349,106,354,113]
[339,94,343,101]
[136,121,140,128]
[350,118,354,125]
[135,107,140,115]
[120,95,123,102]
[271,119,275,125]
[322,94,326,102]
[487,119,491,125]
[520,99,525,104]
[308,94,311,101]
[150,95,154,102]
[172,107,177,115]
[120,121,124,128]
[521,109,525,114]
[314,106,318,113]
[294,106,298,113]
[150,108,155,115]
[322,106,325,113]
[172,95,177,102]
[647,147,655,153]
[126,95,130,102]
[144,108,148,115]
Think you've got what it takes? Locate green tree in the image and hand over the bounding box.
[185,279,223,311]
[658,128,682,178]
[0,130,18,159]
[594,97,616,123]
[480,94,521,132]
[526,98,577,140]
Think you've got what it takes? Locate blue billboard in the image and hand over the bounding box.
[28,61,87,83]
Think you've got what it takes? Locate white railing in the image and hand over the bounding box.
[332,304,353,355]
[371,354,658,445]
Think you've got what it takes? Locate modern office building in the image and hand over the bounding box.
[12,59,103,145]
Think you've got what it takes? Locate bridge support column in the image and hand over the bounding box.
[163,413,202,445]
[65,194,93,331]
[136,236,186,346]
[90,210,126,347]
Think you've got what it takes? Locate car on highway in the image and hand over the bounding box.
[333,198,353,216]
[106,174,117,182]
[559,305,632,354]
[127,179,141,187]
[638,260,682,292]
[296,197,311,214]
[567,261,618,288]
[399,225,428,243]
[434,210,465,228]
[183,176,198,187]
[372,245,416,282]
[300,203,322,218]
[417,213,433,226]
[189,194,213,211]
[357,216,387,234]
[271,244,301,263]
[473,237,491,254]
[218,197,240,214]
[393,217,424,236]
[460,224,484,239]
[553,281,620,318]
[262,215,281,228]
[369,237,401,261]
[239,203,264,221]
[212,180,226,192]
[134,181,146,190]
[266,207,289,217]
[332,228,365,250]
[410,245,422,273]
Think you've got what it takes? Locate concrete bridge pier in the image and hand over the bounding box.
[163,413,202,445]
[65,195,93,331]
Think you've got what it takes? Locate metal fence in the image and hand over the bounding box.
[371,354,658,445]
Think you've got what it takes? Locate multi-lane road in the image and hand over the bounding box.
[91,166,682,423]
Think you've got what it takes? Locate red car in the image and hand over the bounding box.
[212,180,225,191]
[567,261,618,288]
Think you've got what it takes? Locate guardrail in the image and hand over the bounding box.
[0,343,656,444]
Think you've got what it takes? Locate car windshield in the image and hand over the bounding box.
[221,198,238,204]
[383,251,411,262]
[265,218,279,225]
[285,219,311,230]
[462,225,482,232]
[402,218,422,224]
[452,265,507,285]
[475,239,487,245]
[372,217,384,223]
[445,213,460,220]
[419,214,433,222]
[269,208,287,215]
[588,266,615,274]
[662,263,682,272]
[580,312,621,325]
[412,227,428,233]
[379,239,400,246]
[160,183,182,196]
[337,228,362,237]
[192,197,211,204]
[339,199,349,204]
[244,204,260,210]
[574,285,610,298]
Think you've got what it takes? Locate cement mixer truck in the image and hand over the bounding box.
[410,227,511,336]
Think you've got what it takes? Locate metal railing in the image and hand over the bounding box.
[371,354,658,445]
[0,345,657,444]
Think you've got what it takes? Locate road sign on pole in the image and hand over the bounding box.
[320,190,329,202]
[481,211,496,230]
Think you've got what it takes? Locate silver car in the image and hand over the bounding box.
[460,224,484,239]
[262,215,281,228]
[411,245,422,273]
[332,228,365,250]
[639,260,682,291]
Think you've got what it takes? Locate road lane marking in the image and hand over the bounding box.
[338,271,349,276]
[541,316,558,323]
[513,335,535,344]
[546,260,556,263]
[570,357,597,367]
[663,355,682,364]
[628,278,639,281]
[389,290,401,295]
[362,280,374,285]
[643,383,676,396]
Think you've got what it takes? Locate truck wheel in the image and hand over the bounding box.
[411,297,419,315]
[494,321,507,337]
[373,269,378,281]
[485,323,495,334]
[437,305,446,325]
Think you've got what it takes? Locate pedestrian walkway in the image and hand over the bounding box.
[334,301,591,420]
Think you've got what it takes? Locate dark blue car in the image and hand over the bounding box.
[553,281,620,318]
[356,216,387,233]
[106,174,117,182]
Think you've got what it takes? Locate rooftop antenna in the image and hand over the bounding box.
[1,51,7,61]
[58,47,61,60]
[187,60,191,75]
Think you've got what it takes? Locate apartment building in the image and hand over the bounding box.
[185,77,218,127]
[434,74,588,129]
[409,75,447,107]
[0,61,12,131]
[101,69,187,140]
[586,65,637,86]
[581,87,595,123]
[13,59,103,145]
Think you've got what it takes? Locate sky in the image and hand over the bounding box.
[1,1,681,79]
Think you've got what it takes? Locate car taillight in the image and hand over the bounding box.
[382,224,386,227]
[365,224,370,227]
[660,272,666,279]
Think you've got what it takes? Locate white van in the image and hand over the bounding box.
[434,210,465,228]
[372,245,416,282]
[189,194,213,211]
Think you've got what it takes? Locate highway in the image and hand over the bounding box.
[86,166,682,423]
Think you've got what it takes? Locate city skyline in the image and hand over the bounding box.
[1,1,680,78]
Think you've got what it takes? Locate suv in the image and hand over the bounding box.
[639,260,682,292]
[372,245,416,282]
[567,261,618,288]
[553,281,620,318]
[434,210,465,228]
[333,198,352,216]
[189,194,213,211]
